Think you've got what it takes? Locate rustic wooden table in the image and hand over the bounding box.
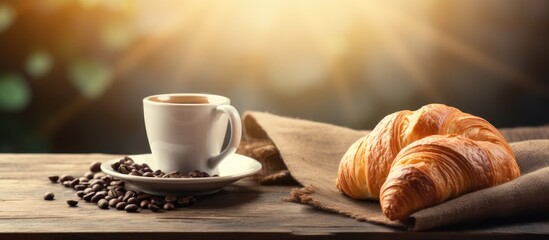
[0,154,547,240]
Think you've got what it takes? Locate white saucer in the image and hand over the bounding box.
[100,153,262,196]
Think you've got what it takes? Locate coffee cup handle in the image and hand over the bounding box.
[208,105,242,168]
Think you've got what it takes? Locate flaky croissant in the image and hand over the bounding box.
[336,104,520,220]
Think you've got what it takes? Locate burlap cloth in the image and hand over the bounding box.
[237,111,549,231]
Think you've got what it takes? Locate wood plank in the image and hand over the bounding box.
[0,154,547,240]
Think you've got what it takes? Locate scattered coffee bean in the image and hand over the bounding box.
[91,184,103,192]
[89,161,102,173]
[109,199,119,207]
[84,171,95,180]
[125,204,139,212]
[93,173,106,180]
[149,203,160,212]
[67,199,78,207]
[176,196,195,207]
[76,191,85,198]
[137,192,151,200]
[116,202,127,210]
[48,175,59,183]
[59,175,75,182]
[165,194,177,203]
[98,199,109,209]
[163,203,175,210]
[43,192,55,200]
[83,192,95,202]
[70,179,80,188]
[91,193,105,203]
[127,197,139,204]
[79,177,89,182]
[49,163,203,214]
[140,200,150,209]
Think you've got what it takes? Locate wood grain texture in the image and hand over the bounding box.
[0,154,547,240]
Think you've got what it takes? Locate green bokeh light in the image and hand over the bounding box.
[0,73,31,112]
[69,59,112,99]
[101,22,134,50]
[26,51,54,78]
[0,3,15,33]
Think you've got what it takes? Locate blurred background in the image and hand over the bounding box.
[0,0,548,153]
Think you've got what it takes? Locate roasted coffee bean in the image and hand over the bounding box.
[115,202,127,210]
[131,163,141,170]
[189,170,202,178]
[107,190,117,198]
[109,180,123,186]
[110,161,121,171]
[97,199,109,209]
[84,171,95,180]
[118,165,130,174]
[127,197,139,204]
[109,199,119,207]
[137,192,151,200]
[43,192,55,200]
[163,203,175,210]
[91,193,105,203]
[59,174,75,182]
[83,187,94,194]
[117,196,124,202]
[74,184,87,191]
[76,190,85,198]
[67,199,78,207]
[129,169,142,176]
[140,200,150,209]
[69,179,80,188]
[176,196,195,207]
[83,192,95,202]
[142,172,154,177]
[91,184,103,192]
[104,195,113,201]
[142,167,152,172]
[125,190,137,197]
[151,196,164,206]
[96,190,107,196]
[125,204,139,212]
[101,175,112,182]
[48,175,59,183]
[78,177,89,183]
[149,203,160,212]
[164,194,177,203]
[89,161,102,173]
[89,179,106,186]
[62,181,72,188]
[93,173,106,179]
[115,186,126,192]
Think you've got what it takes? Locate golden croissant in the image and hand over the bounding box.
[336,104,520,220]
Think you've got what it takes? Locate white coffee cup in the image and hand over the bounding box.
[143,93,242,176]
